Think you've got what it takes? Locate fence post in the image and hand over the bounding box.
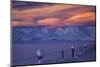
[36,49,43,64]
[71,46,75,57]
[84,44,87,53]
[61,50,64,59]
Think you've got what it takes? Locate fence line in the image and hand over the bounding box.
[14,44,95,64]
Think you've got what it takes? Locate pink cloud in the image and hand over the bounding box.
[64,12,96,25]
[37,18,62,26]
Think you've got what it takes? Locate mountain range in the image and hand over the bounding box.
[12,25,96,42]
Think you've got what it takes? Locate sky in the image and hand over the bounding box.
[12,1,96,27]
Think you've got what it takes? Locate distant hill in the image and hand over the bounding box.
[12,25,96,42]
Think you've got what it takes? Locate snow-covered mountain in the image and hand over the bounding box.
[12,25,96,42]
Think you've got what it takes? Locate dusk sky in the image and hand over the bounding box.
[12,1,96,27]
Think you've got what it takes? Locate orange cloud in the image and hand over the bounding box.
[64,7,94,16]
[12,3,96,27]
[37,18,62,26]
[64,12,96,25]
[12,4,82,20]
[12,21,34,27]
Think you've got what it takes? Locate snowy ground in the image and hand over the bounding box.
[12,40,96,66]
